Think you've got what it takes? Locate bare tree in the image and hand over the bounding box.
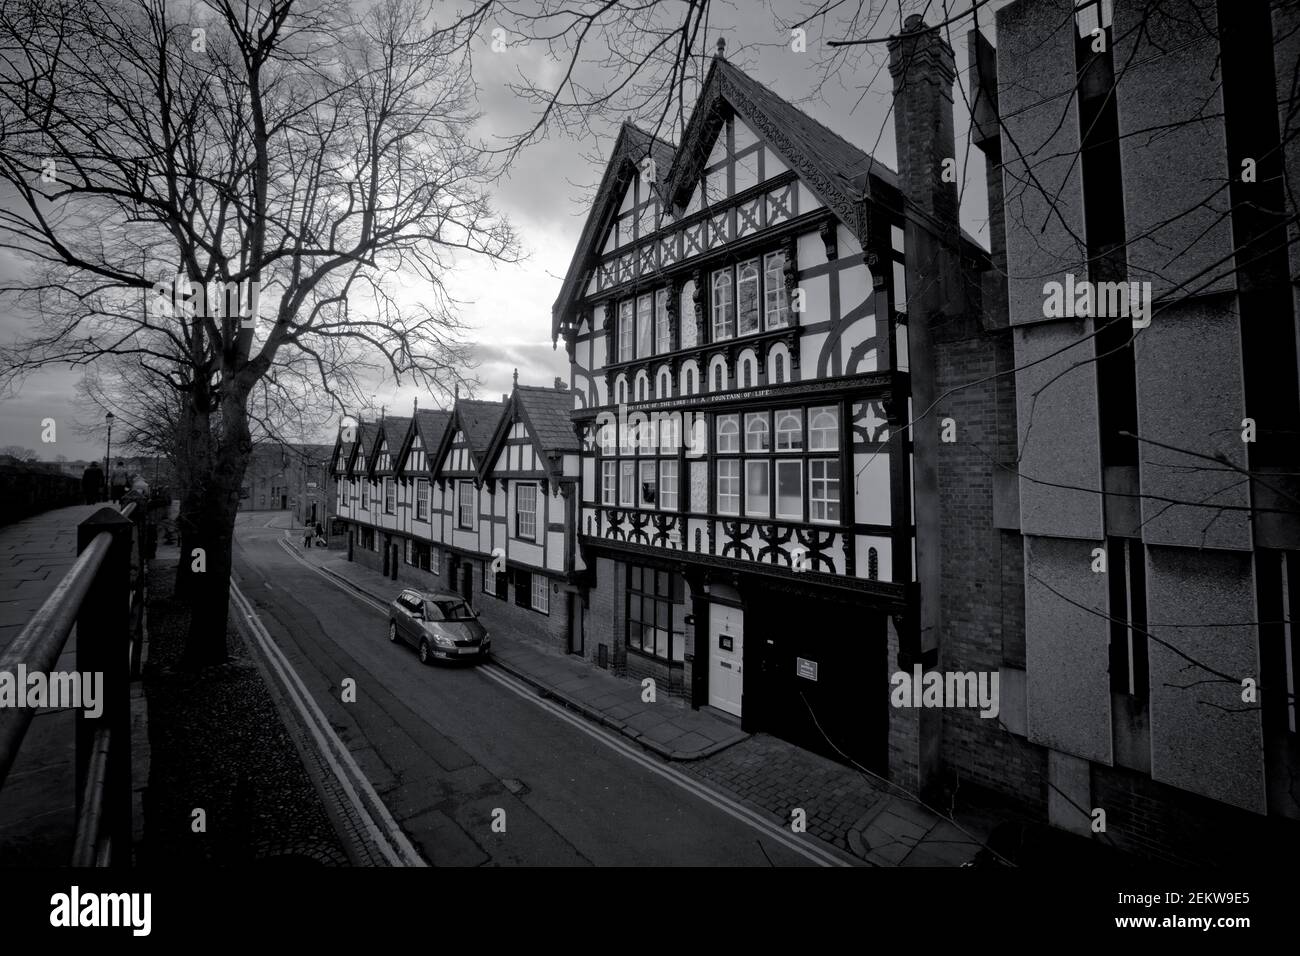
[0,0,516,663]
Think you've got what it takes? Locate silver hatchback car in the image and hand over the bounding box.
[388,588,491,664]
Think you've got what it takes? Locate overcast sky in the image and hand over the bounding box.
[0,0,1002,460]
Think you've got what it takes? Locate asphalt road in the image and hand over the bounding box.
[230,513,831,866]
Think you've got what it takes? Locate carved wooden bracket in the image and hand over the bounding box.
[667,278,680,351]
[819,220,838,262]
[691,269,705,344]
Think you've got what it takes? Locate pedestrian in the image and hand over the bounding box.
[82,462,104,505]
[314,521,325,547]
[109,460,129,503]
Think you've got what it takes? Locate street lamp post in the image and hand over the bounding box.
[104,412,115,503]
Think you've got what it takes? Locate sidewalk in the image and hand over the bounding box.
[0,504,102,865]
[291,538,995,866]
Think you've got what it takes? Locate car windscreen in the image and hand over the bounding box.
[429,599,476,621]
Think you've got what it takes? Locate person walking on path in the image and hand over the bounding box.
[109,460,129,503]
[82,463,104,504]
[314,521,326,547]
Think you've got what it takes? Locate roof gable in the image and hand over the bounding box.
[398,408,452,476]
[480,385,579,482]
[550,58,902,341]
[666,58,888,242]
[551,121,676,340]
[430,399,505,478]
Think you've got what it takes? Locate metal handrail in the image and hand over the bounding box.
[0,500,141,867]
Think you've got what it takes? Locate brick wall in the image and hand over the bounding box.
[585,557,625,672]
[932,323,1043,804]
[1091,762,1299,866]
[473,574,569,653]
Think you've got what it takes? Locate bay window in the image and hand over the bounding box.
[810,459,841,523]
[716,414,740,453]
[619,461,635,506]
[639,461,657,505]
[619,299,634,362]
[809,406,840,451]
[711,269,734,341]
[764,250,790,328]
[737,258,760,335]
[655,288,671,354]
[744,412,769,452]
[745,460,770,517]
[637,294,653,358]
[717,459,740,515]
[659,460,679,511]
[601,460,617,505]
[775,460,802,519]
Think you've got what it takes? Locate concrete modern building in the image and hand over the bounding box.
[955,0,1300,863]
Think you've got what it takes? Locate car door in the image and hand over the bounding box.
[396,591,420,645]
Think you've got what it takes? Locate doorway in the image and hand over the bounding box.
[708,603,744,717]
[460,562,473,604]
[569,593,585,655]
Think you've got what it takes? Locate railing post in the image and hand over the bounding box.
[76,507,133,865]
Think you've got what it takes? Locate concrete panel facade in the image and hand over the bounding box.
[1014,319,1105,540]
[1115,0,1235,299]
[1133,297,1252,550]
[996,0,1089,327]
[1024,534,1112,765]
[1145,546,1266,813]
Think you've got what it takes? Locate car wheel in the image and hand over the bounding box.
[418,639,431,664]
[388,620,398,643]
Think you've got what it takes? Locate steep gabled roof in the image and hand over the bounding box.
[548,57,927,343]
[397,408,453,477]
[667,57,888,243]
[431,398,506,477]
[481,384,580,482]
[346,421,378,478]
[550,121,676,340]
[516,386,580,456]
[329,427,351,474]
[368,416,410,474]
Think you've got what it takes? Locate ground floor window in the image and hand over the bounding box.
[626,565,683,662]
[410,540,433,572]
[531,574,549,614]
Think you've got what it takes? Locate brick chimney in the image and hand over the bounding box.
[888,15,959,231]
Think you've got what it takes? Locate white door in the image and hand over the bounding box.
[708,603,744,717]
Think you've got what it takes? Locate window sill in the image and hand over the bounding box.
[625,645,685,667]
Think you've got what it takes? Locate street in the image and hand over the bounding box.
[230,513,840,866]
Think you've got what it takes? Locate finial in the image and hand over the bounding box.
[454,382,460,401]
[716,37,726,58]
[413,395,418,413]
[513,367,519,388]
